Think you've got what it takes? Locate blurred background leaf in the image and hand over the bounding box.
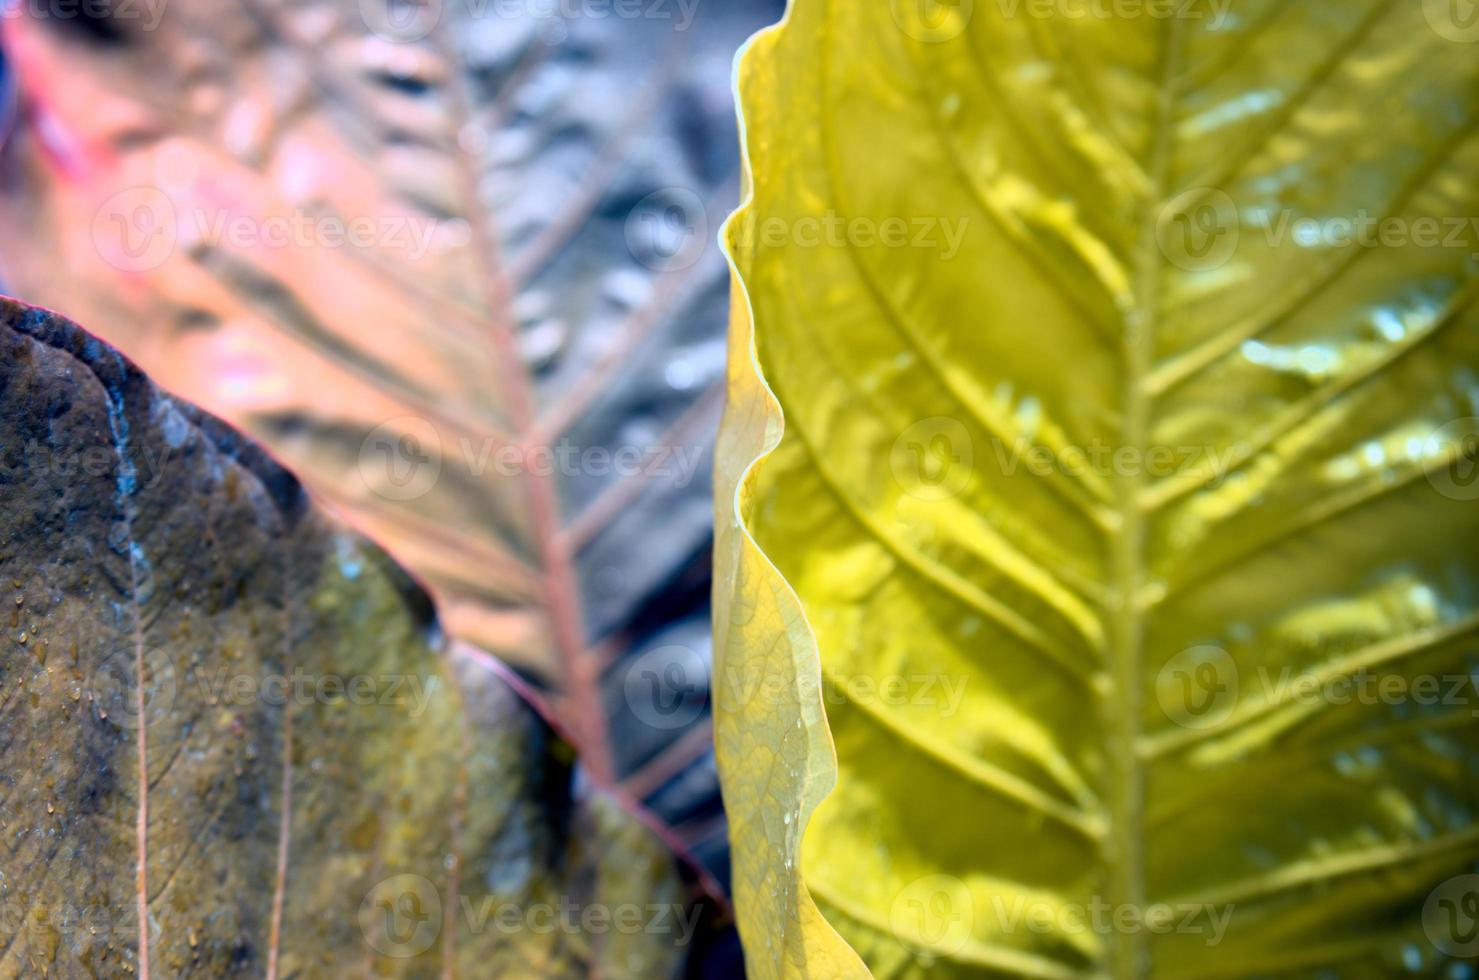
[0,0,781,905]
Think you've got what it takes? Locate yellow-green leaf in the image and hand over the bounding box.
[716,1,1479,977]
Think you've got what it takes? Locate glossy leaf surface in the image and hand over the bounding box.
[716,1,1479,976]
[0,298,687,978]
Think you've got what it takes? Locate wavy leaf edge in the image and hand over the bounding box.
[713,4,869,976]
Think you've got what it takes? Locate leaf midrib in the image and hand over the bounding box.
[1104,16,1187,980]
[425,15,615,783]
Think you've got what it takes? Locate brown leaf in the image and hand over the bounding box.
[0,297,690,978]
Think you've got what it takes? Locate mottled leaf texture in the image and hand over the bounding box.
[0,0,779,871]
[0,298,689,978]
[717,1,1479,978]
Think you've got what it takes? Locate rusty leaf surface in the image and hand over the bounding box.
[0,297,690,978]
